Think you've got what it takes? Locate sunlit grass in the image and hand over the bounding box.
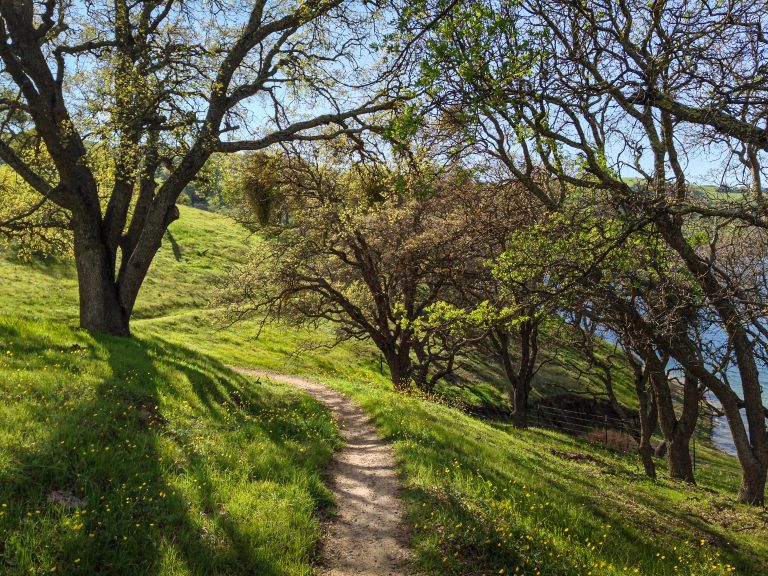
[0,318,339,575]
[1,205,764,575]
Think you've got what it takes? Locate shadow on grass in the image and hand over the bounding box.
[165,230,183,262]
[0,326,328,575]
[3,251,78,279]
[355,385,762,575]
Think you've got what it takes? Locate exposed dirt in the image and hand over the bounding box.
[233,368,412,576]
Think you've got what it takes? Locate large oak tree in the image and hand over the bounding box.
[0,0,401,335]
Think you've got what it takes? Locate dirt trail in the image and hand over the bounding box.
[232,368,412,576]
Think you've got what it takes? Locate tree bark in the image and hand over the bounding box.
[384,347,412,391]
[647,354,697,484]
[639,438,657,480]
[66,165,127,334]
[73,223,130,336]
[666,434,695,483]
[633,361,658,480]
[511,383,529,428]
[739,462,768,506]
[491,320,538,429]
[411,341,434,393]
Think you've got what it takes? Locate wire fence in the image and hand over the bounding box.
[463,400,746,486]
[529,404,714,476]
[528,403,641,452]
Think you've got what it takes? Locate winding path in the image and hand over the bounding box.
[232,368,412,576]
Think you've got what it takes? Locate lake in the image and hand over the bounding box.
[706,362,768,456]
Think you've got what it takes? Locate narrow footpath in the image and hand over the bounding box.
[232,369,412,576]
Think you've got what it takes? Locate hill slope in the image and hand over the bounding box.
[1,206,765,576]
[1,205,642,413]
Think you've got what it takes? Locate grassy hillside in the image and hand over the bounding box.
[0,318,339,576]
[0,205,636,408]
[0,206,254,322]
[317,373,762,576]
[1,206,765,576]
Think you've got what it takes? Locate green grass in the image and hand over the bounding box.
[1,205,765,576]
[0,318,339,576]
[309,374,764,576]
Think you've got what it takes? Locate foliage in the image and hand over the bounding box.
[0,165,70,258]
[218,148,498,389]
[408,0,768,502]
[0,0,402,334]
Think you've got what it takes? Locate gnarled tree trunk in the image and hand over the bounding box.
[489,318,539,429]
[383,345,413,391]
[71,196,180,337]
[647,353,698,484]
[627,351,659,479]
[74,228,130,336]
[511,383,530,429]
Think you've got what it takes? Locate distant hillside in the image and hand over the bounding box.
[622,176,751,200]
[0,206,639,411]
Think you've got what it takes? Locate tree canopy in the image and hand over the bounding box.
[0,0,403,334]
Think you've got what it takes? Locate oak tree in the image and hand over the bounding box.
[416,0,768,504]
[219,146,491,389]
[0,0,400,335]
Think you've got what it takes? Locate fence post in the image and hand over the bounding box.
[604,415,608,445]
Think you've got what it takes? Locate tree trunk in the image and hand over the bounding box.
[390,368,410,390]
[738,461,767,506]
[384,349,412,391]
[664,343,768,504]
[411,341,433,393]
[636,381,658,480]
[667,436,695,483]
[492,323,537,430]
[511,383,529,428]
[72,198,180,337]
[647,353,697,484]
[732,341,768,506]
[73,222,131,336]
[715,387,767,505]
[639,441,657,480]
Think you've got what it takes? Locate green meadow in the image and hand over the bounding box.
[1,206,764,575]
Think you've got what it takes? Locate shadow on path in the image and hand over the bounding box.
[233,368,413,576]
